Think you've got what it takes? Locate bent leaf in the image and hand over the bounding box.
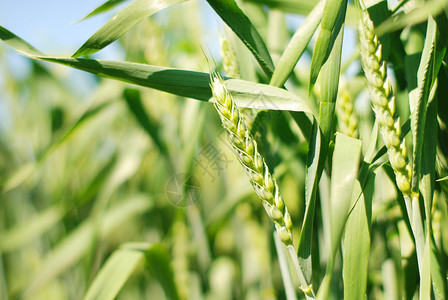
[270,0,324,87]
[84,243,178,300]
[78,0,130,21]
[0,25,312,114]
[73,0,187,57]
[206,0,275,78]
[309,0,347,90]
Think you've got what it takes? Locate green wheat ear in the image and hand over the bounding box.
[219,33,240,79]
[210,75,294,246]
[358,9,412,195]
[337,81,358,138]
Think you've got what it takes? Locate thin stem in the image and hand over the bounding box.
[410,194,425,272]
[403,194,425,273]
[287,245,315,299]
[274,232,298,300]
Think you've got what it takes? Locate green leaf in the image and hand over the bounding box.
[0,26,43,56]
[84,243,150,300]
[420,237,432,299]
[329,133,362,259]
[430,236,447,299]
[317,133,362,300]
[206,0,275,78]
[123,88,170,156]
[270,0,324,87]
[375,0,448,37]
[437,175,448,182]
[78,0,130,21]
[309,0,347,91]
[145,244,180,300]
[76,153,118,206]
[73,0,187,57]
[318,3,345,151]
[48,58,308,112]
[84,243,180,300]
[342,173,374,300]
[273,232,298,300]
[245,0,318,15]
[0,26,313,115]
[421,80,445,297]
[297,121,322,286]
[410,17,437,196]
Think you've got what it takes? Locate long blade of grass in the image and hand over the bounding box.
[84,243,149,300]
[375,0,448,37]
[430,235,447,299]
[427,120,447,299]
[274,232,298,300]
[76,153,118,206]
[309,0,347,91]
[0,26,314,114]
[318,2,346,152]
[328,133,362,258]
[205,0,275,78]
[270,0,324,88]
[73,0,187,57]
[339,123,381,299]
[245,0,358,27]
[78,0,130,21]
[0,26,43,56]
[434,14,448,76]
[297,121,322,286]
[316,133,362,300]
[421,82,446,297]
[342,173,374,300]
[245,0,318,15]
[123,88,170,156]
[342,120,379,299]
[410,16,437,196]
[145,244,181,300]
[420,236,432,299]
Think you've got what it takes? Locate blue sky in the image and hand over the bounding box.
[0,0,124,56]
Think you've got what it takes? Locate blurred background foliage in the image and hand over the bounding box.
[0,3,306,299]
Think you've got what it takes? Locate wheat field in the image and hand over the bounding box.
[0,0,447,299]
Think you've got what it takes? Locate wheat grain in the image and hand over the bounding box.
[358,9,412,196]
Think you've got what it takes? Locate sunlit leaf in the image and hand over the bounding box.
[73,0,187,57]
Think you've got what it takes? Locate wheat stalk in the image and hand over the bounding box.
[358,9,412,196]
[211,75,315,298]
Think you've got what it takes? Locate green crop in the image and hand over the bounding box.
[0,0,447,299]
